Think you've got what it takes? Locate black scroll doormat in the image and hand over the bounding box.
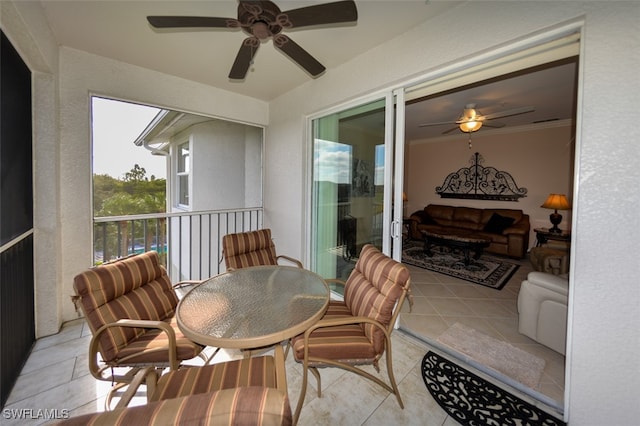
[421,351,565,426]
[402,241,518,290]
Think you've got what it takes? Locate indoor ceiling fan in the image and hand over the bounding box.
[418,103,535,135]
[147,0,358,80]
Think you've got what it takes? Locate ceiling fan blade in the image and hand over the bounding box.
[283,0,358,28]
[442,127,459,135]
[229,38,260,80]
[147,16,238,29]
[418,120,458,128]
[482,106,535,121]
[482,121,506,128]
[273,35,325,77]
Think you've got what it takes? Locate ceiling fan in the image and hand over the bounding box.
[418,103,535,135]
[147,0,358,80]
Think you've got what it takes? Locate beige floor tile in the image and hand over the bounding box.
[414,282,457,298]
[446,284,491,299]
[463,298,515,318]
[430,297,475,317]
[403,296,438,315]
[399,314,449,340]
[5,358,76,406]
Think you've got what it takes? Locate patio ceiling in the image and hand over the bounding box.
[39,1,576,140]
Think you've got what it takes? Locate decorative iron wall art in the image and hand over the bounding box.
[435,152,527,201]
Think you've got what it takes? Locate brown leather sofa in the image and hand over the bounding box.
[409,204,530,258]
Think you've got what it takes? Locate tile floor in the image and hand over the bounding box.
[4,256,565,425]
[399,259,566,407]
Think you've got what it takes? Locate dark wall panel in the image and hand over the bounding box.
[0,30,35,409]
[1,31,33,245]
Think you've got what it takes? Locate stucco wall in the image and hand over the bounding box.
[55,47,269,324]
[266,2,639,424]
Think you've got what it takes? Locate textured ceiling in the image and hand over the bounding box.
[40,0,461,101]
[38,0,577,139]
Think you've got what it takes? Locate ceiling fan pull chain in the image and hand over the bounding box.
[468,134,472,149]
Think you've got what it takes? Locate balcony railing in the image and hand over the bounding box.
[94,207,263,281]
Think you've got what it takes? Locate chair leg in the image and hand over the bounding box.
[200,347,220,365]
[293,361,309,425]
[310,367,322,397]
[103,367,141,411]
[384,344,404,409]
[293,365,323,424]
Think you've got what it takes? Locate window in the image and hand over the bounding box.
[177,141,189,206]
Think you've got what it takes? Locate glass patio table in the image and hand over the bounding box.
[176,265,330,351]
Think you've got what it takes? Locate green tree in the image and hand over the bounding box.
[124,163,147,183]
[93,165,167,263]
[93,173,121,213]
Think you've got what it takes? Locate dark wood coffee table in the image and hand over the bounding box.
[422,230,490,266]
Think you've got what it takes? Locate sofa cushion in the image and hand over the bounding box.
[452,207,483,230]
[482,209,523,225]
[425,205,454,222]
[483,213,515,234]
[411,210,436,224]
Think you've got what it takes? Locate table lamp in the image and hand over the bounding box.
[541,193,571,233]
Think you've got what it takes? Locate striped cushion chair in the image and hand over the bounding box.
[291,244,411,424]
[53,354,292,426]
[222,229,303,270]
[72,251,207,408]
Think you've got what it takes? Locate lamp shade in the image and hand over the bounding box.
[541,194,571,211]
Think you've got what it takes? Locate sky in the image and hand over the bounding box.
[91,97,166,180]
[314,139,385,185]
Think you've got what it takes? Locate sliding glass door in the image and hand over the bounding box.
[310,92,404,282]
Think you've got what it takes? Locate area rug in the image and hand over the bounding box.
[437,322,545,389]
[422,351,565,426]
[402,240,519,290]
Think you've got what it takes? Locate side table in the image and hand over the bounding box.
[534,227,571,247]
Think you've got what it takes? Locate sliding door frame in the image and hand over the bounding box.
[304,20,584,422]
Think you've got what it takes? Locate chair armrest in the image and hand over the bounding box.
[173,280,203,299]
[324,279,346,300]
[89,319,180,381]
[526,272,569,294]
[324,278,346,288]
[276,255,303,268]
[173,280,203,289]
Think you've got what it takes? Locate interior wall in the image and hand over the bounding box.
[406,122,574,249]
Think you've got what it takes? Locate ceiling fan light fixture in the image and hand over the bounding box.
[251,22,271,40]
[459,120,482,133]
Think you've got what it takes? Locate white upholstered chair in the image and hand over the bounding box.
[517,271,568,355]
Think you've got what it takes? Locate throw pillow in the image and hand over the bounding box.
[484,213,515,234]
[411,210,436,224]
